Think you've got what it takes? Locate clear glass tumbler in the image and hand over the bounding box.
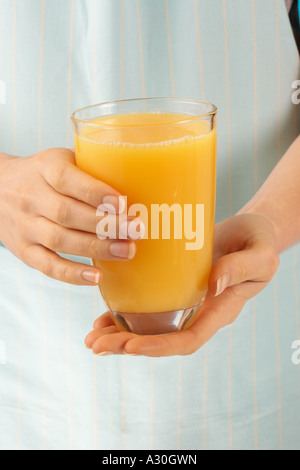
[72,98,217,335]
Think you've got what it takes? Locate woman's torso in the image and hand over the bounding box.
[0,0,299,450]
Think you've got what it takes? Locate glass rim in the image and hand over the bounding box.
[71,97,217,128]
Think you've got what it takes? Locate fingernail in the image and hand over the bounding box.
[82,270,100,284]
[215,273,231,296]
[119,218,146,240]
[109,242,136,260]
[102,195,126,214]
[123,352,139,356]
[97,351,113,356]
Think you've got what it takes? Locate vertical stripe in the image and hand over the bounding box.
[193,1,208,449]
[65,286,72,449]
[41,275,47,450]
[94,0,98,102]
[222,0,232,216]
[38,0,45,152]
[66,1,75,450]
[66,0,74,148]
[12,0,17,155]
[37,2,47,449]
[94,289,98,450]
[276,0,281,162]
[121,356,127,450]
[252,299,259,450]
[165,0,175,97]
[93,0,99,451]
[202,345,208,450]
[275,1,283,450]
[252,0,258,194]
[134,2,156,449]
[150,359,154,450]
[193,0,205,100]
[119,2,127,451]
[136,0,146,98]
[164,0,183,448]
[177,360,182,450]
[222,0,233,450]
[274,276,283,449]
[16,261,23,450]
[251,0,259,450]
[13,0,23,449]
[120,0,124,100]
[228,327,233,450]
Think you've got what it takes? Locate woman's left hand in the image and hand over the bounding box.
[85,214,280,357]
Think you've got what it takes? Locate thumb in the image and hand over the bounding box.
[208,241,279,297]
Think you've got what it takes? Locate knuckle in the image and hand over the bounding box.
[44,227,61,251]
[36,149,50,163]
[83,182,96,205]
[40,256,54,277]
[60,263,73,283]
[238,260,248,282]
[50,165,67,190]
[17,188,33,212]
[53,199,69,224]
[86,236,101,258]
[36,149,55,173]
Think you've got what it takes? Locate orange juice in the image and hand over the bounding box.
[75,112,217,315]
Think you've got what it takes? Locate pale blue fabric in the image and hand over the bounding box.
[0,0,299,450]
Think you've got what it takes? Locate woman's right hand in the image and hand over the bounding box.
[0,148,138,285]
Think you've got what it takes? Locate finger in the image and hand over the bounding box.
[93,312,115,330]
[40,148,126,211]
[32,217,137,260]
[209,241,279,297]
[85,326,120,349]
[22,244,102,285]
[39,189,99,233]
[122,291,246,357]
[91,329,137,355]
[40,190,143,239]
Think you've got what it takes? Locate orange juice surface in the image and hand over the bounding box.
[75,112,217,314]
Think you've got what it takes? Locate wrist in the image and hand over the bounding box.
[0,153,18,176]
[237,200,283,253]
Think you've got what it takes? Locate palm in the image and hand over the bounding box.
[85,214,279,357]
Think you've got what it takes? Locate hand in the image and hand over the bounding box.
[85,214,280,357]
[0,149,138,285]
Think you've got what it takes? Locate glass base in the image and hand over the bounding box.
[110,304,201,335]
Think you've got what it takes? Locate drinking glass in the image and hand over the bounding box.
[72,98,217,335]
